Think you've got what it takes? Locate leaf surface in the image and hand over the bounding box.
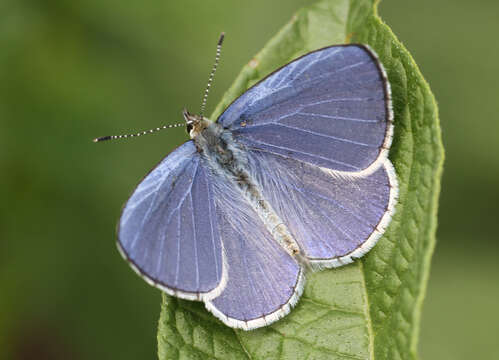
[158,0,443,359]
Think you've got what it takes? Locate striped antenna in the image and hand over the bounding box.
[93,122,185,143]
[199,32,225,118]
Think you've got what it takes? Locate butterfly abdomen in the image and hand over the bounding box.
[197,122,303,260]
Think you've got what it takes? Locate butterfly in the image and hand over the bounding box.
[100,34,398,330]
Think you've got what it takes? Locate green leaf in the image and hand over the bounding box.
[157,0,444,359]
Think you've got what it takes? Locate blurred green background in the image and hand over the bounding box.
[1,0,498,359]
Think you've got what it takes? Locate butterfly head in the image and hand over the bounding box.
[183,109,210,139]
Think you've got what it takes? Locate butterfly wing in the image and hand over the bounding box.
[218,44,392,173]
[247,150,398,267]
[118,141,225,300]
[205,169,304,330]
[118,141,303,329]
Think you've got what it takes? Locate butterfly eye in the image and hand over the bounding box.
[186,123,193,134]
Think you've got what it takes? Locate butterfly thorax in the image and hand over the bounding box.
[182,109,240,171]
[192,117,247,182]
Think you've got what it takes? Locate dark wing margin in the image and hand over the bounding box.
[218,44,393,173]
[117,141,225,300]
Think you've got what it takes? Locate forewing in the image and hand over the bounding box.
[118,141,224,300]
[247,150,398,268]
[218,44,392,172]
[205,172,304,330]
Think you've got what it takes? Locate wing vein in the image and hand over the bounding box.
[262,122,378,147]
[190,191,200,290]
[129,172,167,249]
[296,60,370,88]
[174,211,181,287]
[173,160,200,287]
[243,138,361,170]
[298,112,378,123]
[204,169,220,283]
[273,61,298,89]
[303,97,382,107]
[155,206,177,276]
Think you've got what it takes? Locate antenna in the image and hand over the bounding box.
[199,32,225,118]
[93,32,225,143]
[93,122,185,143]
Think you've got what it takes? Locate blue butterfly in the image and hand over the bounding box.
[101,34,398,330]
